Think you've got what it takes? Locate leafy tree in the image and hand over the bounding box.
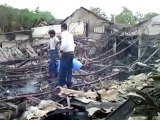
[110,14,115,23]
[0,4,54,32]
[134,12,159,22]
[134,12,144,22]
[112,7,159,25]
[115,7,137,25]
[90,7,107,18]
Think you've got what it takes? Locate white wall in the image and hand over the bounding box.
[64,8,110,33]
[131,16,160,35]
[69,22,85,35]
[32,25,61,38]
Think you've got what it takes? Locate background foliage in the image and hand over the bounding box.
[90,7,159,26]
[0,4,54,32]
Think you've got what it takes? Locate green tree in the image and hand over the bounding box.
[0,4,54,32]
[90,7,107,18]
[134,12,144,22]
[115,7,137,25]
[134,12,158,22]
[112,7,159,25]
[110,14,115,23]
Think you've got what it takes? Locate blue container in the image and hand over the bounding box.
[73,58,82,70]
[57,58,82,72]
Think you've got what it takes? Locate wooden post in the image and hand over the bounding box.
[138,37,142,59]
[113,38,116,54]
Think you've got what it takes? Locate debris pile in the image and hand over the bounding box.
[1,71,153,120]
[0,14,160,119]
[21,100,64,120]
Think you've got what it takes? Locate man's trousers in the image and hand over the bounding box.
[49,49,58,77]
[59,52,74,88]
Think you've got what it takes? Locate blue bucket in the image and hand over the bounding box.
[73,58,82,70]
[57,58,82,72]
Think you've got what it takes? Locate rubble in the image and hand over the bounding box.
[58,87,119,102]
[21,100,64,120]
[5,70,153,120]
[0,13,160,120]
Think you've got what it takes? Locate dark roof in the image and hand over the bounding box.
[48,19,63,25]
[112,23,131,30]
[135,19,150,27]
[61,7,113,24]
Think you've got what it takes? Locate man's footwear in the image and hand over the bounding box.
[62,85,67,88]
[67,82,73,89]
[67,85,72,89]
[53,75,58,80]
[55,83,67,88]
[45,75,53,79]
[47,80,52,84]
[54,73,58,78]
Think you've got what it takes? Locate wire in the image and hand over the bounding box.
[73,64,112,77]
[72,71,120,88]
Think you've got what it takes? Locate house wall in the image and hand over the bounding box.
[132,22,160,35]
[131,16,160,36]
[124,16,160,60]
[32,25,61,38]
[64,8,110,33]
[0,31,31,48]
[2,41,16,48]
[137,24,160,59]
[69,22,85,36]
[32,39,48,46]
[94,26,105,33]
[139,35,160,59]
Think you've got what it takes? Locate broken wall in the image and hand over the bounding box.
[68,22,85,36]
[63,7,110,35]
[32,25,61,38]
[0,30,31,48]
[138,35,160,61]
[131,15,160,36]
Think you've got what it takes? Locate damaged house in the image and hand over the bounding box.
[61,7,122,58]
[61,7,114,39]
[0,7,160,120]
[124,15,160,63]
[31,7,117,58]
[0,30,39,64]
[110,15,160,64]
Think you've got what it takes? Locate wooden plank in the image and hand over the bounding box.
[0,48,9,60]
[10,48,22,59]
[6,49,14,60]
[0,51,7,62]
[15,48,24,57]
[25,44,38,57]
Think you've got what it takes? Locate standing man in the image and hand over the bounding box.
[44,30,59,78]
[59,23,75,88]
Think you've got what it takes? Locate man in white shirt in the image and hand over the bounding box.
[44,30,59,78]
[59,23,75,88]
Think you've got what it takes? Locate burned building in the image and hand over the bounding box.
[0,30,39,63]
[60,7,122,58]
[124,15,160,63]
[61,7,114,39]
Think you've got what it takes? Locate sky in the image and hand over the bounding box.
[0,0,160,19]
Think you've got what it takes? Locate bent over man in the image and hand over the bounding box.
[59,23,75,88]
